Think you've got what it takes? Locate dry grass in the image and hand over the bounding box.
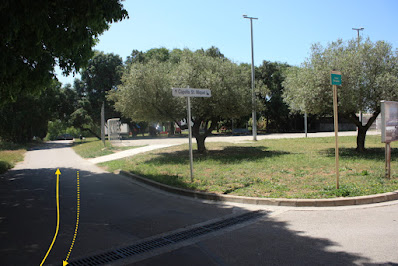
[102,135,398,199]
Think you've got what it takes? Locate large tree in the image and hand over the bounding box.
[0,0,128,106]
[0,80,62,143]
[283,38,398,152]
[256,61,301,132]
[71,51,124,138]
[110,49,255,153]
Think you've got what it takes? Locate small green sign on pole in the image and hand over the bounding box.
[330,70,342,189]
[331,71,342,86]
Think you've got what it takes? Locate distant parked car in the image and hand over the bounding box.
[56,134,74,140]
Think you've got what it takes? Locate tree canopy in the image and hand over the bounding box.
[256,61,300,132]
[283,38,398,151]
[0,0,128,106]
[70,51,124,138]
[110,48,254,152]
[0,80,62,142]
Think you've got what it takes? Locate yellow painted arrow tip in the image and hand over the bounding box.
[55,168,61,175]
[63,260,68,266]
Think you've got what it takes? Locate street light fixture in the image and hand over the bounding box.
[243,14,258,141]
[352,27,364,44]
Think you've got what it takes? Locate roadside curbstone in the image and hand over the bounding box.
[314,199,336,207]
[118,170,398,207]
[386,192,398,201]
[295,199,317,207]
[334,198,356,206]
[277,199,297,207]
[355,195,375,205]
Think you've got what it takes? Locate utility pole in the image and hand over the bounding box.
[352,27,364,125]
[243,15,258,141]
[101,102,105,146]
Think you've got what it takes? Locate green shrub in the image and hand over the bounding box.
[0,161,13,174]
[45,120,82,140]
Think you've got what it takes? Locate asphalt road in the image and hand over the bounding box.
[1,139,397,266]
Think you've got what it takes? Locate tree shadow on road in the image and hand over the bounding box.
[138,214,377,266]
[28,140,73,151]
[0,167,390,266]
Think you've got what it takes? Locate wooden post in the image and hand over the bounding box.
[333,85,339,189]
[385,142,391,179]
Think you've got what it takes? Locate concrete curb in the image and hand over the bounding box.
[118,170,398,207]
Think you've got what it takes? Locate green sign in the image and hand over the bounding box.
[331,71,342,86]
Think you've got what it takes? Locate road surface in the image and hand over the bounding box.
[0,138,397,265]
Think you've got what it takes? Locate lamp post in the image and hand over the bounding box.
[352,27,364,43]
[243,14,258,141]
[352,27,364,125]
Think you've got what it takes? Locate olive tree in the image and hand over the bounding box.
[283,38,398,152]
[110,49,256,153]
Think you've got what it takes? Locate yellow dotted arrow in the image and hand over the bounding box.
[63,171,80,266]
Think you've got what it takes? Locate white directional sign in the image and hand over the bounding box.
[171,87,211,182]
[172,88,211,98]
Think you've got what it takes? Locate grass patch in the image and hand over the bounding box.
[101,135,398,199]
[0,142,28,174]
[72,137,145,158]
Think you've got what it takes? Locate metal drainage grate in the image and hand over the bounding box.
[165,226,212,243]
[115,237,172,256]
[69,210,265,266]
[69,251,123,266]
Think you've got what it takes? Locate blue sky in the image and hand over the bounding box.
[56,0,398,85]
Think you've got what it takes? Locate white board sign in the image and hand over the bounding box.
[172,88,211,98]
[381,100,398,143]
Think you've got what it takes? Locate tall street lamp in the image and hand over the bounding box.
[352,27,364,125]
[352,27,364,44]
[243,14,258,141]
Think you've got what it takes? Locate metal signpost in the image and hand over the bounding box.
[172,87,211,182]
[101,102,105,146]
[331,71,342,189]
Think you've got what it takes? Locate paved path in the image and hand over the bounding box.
[92,131,381,164]
[0,141,237,265]
[1,138,397,266]
[88,144,176,164]
[136,201,398,266]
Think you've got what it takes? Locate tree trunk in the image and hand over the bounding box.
[192,118,217,154]
[344,111,379,153]
[196,135,207,154]
[168,122,175,137]
[356,126,367,153]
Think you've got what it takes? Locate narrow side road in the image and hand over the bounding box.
[0,141,237,265]
[0,139,397,266]
[95,131,381,164]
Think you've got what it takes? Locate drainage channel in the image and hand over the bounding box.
[68,210,265,266]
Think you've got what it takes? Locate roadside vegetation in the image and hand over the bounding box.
[0,142,28,174]
[101,136,398,199]
[72,137,145,158]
